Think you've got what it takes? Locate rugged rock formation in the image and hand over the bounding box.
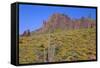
[22,13,96,35]
[34,13,96,34]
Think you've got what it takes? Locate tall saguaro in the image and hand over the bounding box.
[47,33,56,62]
[47,44,55,62]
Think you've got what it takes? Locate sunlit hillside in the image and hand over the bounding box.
[19,27,96,64]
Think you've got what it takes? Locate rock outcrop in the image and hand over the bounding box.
[22,29,31,36]
[34,13,96,33]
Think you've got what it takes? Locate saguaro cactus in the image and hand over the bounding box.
[46,34,56,62]
[47,44,55,62]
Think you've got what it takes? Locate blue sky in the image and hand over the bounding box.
[19,4,96,34]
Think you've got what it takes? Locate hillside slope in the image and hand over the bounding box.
[19,27,96,64]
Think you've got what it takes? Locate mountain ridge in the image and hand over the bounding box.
[21,13,96,36]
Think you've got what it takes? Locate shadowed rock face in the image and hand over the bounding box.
[22,13,96,35]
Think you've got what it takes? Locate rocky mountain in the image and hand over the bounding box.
[22,13,96,36]
[34,13,73,33]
